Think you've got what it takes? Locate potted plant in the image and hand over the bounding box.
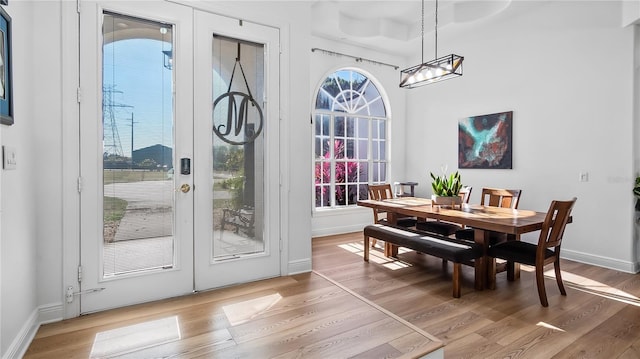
[430,169,463,207]
[634,176,640,211]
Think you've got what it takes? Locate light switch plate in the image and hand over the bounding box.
[3,146,16,170]
[579,172,589,182]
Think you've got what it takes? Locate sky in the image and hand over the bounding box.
[103,38,174,157]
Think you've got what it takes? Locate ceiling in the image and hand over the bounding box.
[310,0,513,57]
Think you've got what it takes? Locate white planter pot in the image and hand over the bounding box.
[431,194,462,207]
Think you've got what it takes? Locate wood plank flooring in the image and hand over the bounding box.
[313,232,640,358]
[24,266,441,358]
[25,231,640,358]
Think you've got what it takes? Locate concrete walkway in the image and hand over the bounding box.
[102,180,259,275]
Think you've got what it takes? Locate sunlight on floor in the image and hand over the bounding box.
[222,293,282,326]
[503,264,640,306]
[90,316,181,358]
[543,269,640,306]
[338,242,413,270]
[536,321,566,332]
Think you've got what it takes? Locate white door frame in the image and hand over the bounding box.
[62,0,291,318]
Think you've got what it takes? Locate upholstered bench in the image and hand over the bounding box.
[363,224,484,297]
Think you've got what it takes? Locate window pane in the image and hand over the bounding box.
[346,117,355,137]
[312,69,388,209]
[315,161,329,185]
[315,90,331,111]
[346,161,360,182]
[335,184,346,206]
[358,140,367,160]
[358,184,368,201]
[313,136,324,158]
[335,162,346,184]
[379,162,387,182]
[346,139,355,158]
[334,116,345,138]
[334,139,345,159]
[347,184,359,205]
[321,115,330,136]
[102,13,174,277]
[360,162,369,182]
[315,185,330,207]
[358,118,368,137]
[211,36,265,259]
[314,114,321,134]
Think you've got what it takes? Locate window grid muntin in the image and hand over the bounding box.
[314,69,388,209]
[314,111,387,209]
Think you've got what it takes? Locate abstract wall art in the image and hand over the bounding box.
[0,6,11,125]
[458,111,512,169]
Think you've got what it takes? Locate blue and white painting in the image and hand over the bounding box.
[458,111,512,169]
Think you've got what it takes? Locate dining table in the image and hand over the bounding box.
[357,196,555,289]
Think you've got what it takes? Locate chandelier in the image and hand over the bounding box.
[400,0,463,88]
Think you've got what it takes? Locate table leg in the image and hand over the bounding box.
[384,213,399,257]
[474,229,492,290]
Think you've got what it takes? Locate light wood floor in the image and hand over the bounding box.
[26,231,640,358]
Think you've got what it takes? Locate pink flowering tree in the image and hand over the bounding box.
[315,140,361,207]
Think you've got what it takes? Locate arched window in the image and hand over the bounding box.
[314,69,388,209]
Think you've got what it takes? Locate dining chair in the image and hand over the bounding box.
[367,183,417,247]
[415,186,472,236]
[488,197,576,307]
[455,188,522,242]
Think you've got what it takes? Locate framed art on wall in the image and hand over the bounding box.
[0,6,12,125]
[458,111,512,169]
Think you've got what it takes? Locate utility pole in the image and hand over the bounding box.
[127,113,138,169]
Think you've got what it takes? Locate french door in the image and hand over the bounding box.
[79,1,280,313]
[192,11,281,290]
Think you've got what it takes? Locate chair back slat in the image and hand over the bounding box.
[367,184,393,223]
[538,198,577,252]
[481,188,522,209]
[368,184,393,201]
[459,186,473,204]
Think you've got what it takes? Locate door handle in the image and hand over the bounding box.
[180,184,191,193]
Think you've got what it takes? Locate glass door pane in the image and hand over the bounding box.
[102,12,175,276]
[211,36,265,259]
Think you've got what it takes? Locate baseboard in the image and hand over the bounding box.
[562,249,638,274]
[288,258,312,275]
[2,302,64,359]
[311,223,364,238]
[38,302,64,325]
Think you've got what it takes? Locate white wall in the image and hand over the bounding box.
[403,1,637,272]
[310,1,640,273]
[1,0,638,357]
[624,0,640,26]
[1,0,314,357]
[0,1,40,357]
[309,37,409,237]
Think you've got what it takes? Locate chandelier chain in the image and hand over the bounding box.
[421,0,424,64]
[435,0,439,59]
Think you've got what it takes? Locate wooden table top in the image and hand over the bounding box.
[357,197,549,235]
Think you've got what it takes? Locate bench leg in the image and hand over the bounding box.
[364,235,370,262]
[453,263,461,298]
[488,257,497,290]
